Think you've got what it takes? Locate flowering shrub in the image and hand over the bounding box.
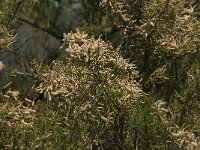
[153,100,200,150]
[33,30,142,149]
[0,0,199,149]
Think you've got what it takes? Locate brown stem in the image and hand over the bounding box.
[16,17,63,40]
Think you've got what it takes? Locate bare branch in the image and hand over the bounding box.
[16,17,63,40]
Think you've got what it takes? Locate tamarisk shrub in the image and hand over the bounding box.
[35,30,142,149]
[100,0,200,99]
[99,0,200,149]
[153,100,200,150]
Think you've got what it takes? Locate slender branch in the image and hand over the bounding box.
[16,17,63,40]
[10,0,25,20]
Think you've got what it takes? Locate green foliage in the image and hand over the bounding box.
[0,0,38,48]
[34,31,142,149]
[0,31,142,149]
[0,0,200,149]
[0,0,17,48]
[101,0,200,99]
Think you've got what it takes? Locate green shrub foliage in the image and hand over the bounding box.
[0,31,142,149]
[0,0,200,149]
[35,31,142,149]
